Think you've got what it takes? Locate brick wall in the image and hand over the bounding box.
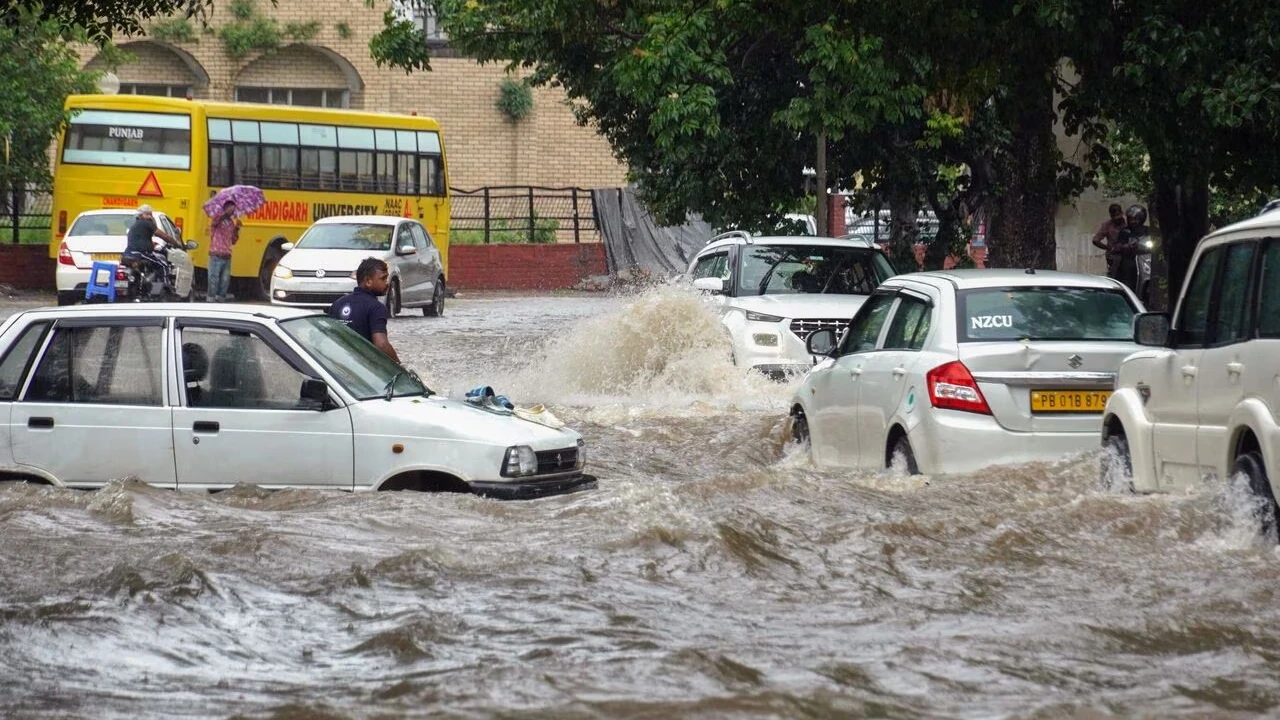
[74,0,629,190]
[0,246,56,290]
[449,243,606,291]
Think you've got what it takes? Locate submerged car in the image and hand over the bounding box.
[790,269,1145,475]
[1101,206,1280,535]
[689,232,897,377]
[270,215,446,316]
[0,304,593,499]
[55,208,195,305]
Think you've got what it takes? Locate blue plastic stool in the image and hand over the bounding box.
[84,261,119,302]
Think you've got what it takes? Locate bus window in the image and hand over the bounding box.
[62,110,191,170]
[419,155,445,196]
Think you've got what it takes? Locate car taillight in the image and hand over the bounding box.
[926,360,991,415]
[57,242,74,266]
[175,216,184,233]
[57,211,67,237]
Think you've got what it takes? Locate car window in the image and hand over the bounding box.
[410,223,431,253]
[1174,245,1224,347]
[24,325,163,406]
[1258,241,1280,339]
[67,214,135,237]
[882,295,932,351]
[737,245,894,296]
[280,315,427,400]
[958,287,1136,341]
[295,223,393,251]
[692,251,729,280]
[839,293,896,355]
[180,327,320,410]
[396,224,416,252]
[1210,242,1257,345]
[0,321,51,401]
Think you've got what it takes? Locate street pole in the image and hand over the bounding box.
[815,133,828,237]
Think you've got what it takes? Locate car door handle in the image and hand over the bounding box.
[1181,366,1198,378]
[192,421,220,434]
[1227,362,1244,375]
[27,417,54,429]
[850,368,863,377]
[892,366,907,377]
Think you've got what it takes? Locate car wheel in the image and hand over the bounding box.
[56,291,79,306]
[386,279,401,318]
[424,278,445,317]
[257,244,285,301]
[789,407,810,447]
[1233,451,1279,542]
[890,435,920,475]
[1100,431,1134,492]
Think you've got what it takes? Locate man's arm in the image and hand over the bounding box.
[371,332,400,363]
[366,304,399,362]
[1091,222,1111,250]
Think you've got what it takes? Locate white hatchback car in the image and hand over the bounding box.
[1101,207,1280,532]
[689,232,897,377]
[270,215,446,316]
[790,269,1145,474]
[0,304,593,499]
[55,208,195,305]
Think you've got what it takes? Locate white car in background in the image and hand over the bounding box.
[270,215,446,317]
[1101,206,1280,536]
[790,269,1145,474]
[689,232,898,378]
[55,208,194,305]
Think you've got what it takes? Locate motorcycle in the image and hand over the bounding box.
[121,239,199,302]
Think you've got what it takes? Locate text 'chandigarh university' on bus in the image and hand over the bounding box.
[50,94,451,299]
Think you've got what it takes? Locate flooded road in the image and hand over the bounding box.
[2,288,1279,719]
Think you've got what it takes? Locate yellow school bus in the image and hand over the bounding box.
[51,94,450,298]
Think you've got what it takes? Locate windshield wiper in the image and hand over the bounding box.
[384,371,403,401]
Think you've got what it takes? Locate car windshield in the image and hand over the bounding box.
[279,315,429,400]
[737,245,895,296]
[295,223,393,251]
[958,287,1137,341]
[67,214,136,236]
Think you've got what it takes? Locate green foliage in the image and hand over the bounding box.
[452,216,560,245]
[497,77,533,122]
[228,0,256,21]
[335,22,352,39]
[0,10,101,204]
[150,17,197,43]
[369,11,433,74]
[218,17,280,59]
[0,0,280,42]
[283,21,320,41]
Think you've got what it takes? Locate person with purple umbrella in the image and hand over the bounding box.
[207,200,240,302]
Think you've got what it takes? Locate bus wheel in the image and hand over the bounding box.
[257,243,286,301]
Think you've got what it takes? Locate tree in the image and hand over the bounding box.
[1,0,238,41]
[1069,0,1280,303]
[0,9,108,243]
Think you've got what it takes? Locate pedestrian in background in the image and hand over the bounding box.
[207,200,240,302]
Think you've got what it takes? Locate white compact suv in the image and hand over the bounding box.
[1101,207,1280,534]
[688,232,897,377]
[790,269,1145,475]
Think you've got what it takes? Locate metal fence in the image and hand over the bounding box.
[450,186,600,244]
[0,186,52,244]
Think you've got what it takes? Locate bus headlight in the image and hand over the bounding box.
[273,265,294,280]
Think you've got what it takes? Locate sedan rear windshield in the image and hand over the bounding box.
[737,245,895,296]
[67,214,136,237]
[958,287,1137,341]
[295,223,393,251]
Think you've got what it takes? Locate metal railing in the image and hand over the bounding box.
[0,185,52,244]
[450,186,600,244]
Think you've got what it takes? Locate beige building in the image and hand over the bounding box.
[76,0,629,191]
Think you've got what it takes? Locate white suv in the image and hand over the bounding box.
[1101,207,1280,534]
[689,232,897,377]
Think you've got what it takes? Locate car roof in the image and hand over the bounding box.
[311,215,407,226]
[884,268,1129,291]
[701,234,879,253]
[15,303,318,322]
[1201,205,1280,244]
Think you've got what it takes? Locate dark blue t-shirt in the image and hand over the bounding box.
[327,287,388,343]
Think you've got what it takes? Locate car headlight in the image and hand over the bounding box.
[502,445,537,477]
[745,310,784,323]
[1142,238,1155,250]
[273,265,294,279]
[576,438,585,469]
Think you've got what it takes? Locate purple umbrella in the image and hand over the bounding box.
[203,185,266,219]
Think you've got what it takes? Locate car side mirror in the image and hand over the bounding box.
[300,377,332,410]
[806,328,838,357]
[184,240,198,251]
[397,244,418,256]
[281,242,295,252]
[1134,312,1171,347]
[693,277,725,294]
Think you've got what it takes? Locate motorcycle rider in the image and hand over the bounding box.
[122,204,179,299]
[1111,205,1152,299]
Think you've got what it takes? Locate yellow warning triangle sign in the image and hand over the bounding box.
[138,171,164,198]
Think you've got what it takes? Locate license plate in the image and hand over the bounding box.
[91,253,120,262]
[1030,389,1111,413]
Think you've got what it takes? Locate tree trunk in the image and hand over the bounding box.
[1150,165,1210,312]
[815,133,828,237]
[985,72,1058,270]
[887,193,919,271]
